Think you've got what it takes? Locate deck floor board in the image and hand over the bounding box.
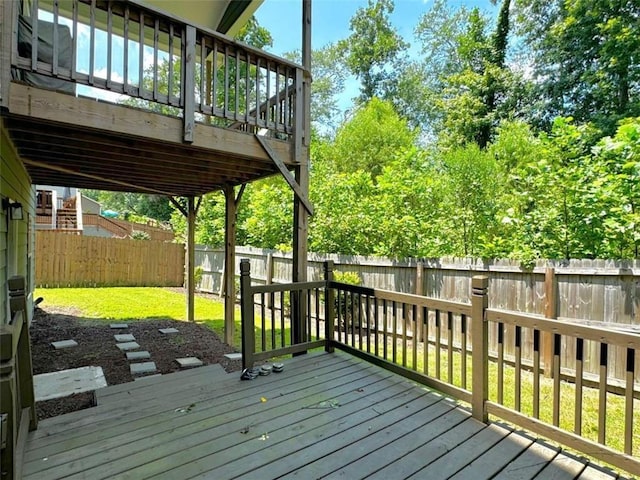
[22,351,624,480]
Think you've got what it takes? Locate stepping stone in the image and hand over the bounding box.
[224,352,242,361]
[110,323,129,329]
[116,341,140,351]
[114,334,136,342]
[51,340,78,350]
[130,362,157,375]
[125,351,151,360]
[176,357,203,368]
[159,328,179,334]
[34,366,106,401]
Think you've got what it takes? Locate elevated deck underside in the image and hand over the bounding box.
[4,82,298,196]
[23,352,624,479]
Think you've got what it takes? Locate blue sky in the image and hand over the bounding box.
[255,0,498,56]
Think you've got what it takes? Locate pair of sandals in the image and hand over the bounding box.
[241,363,284,380]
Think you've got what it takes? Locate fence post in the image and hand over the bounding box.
[543,267,557,377]
[240,259,255,370]
[324,261,335,353]
[471,275,489,422]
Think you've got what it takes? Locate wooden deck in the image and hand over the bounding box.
[22,352,627,480]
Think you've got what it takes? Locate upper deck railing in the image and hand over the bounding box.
[2,0,306,145]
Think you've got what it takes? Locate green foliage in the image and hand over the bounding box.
[333,271,361,286]
[338,0,409,102]
[130,230,150,240]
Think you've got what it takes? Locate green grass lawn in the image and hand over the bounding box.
[35,287,242,349]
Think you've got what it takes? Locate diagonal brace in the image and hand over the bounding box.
[255,134,314,215]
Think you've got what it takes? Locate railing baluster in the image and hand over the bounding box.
[30,0,38,71]
[224,44,229,117]
[575,337,584,434]
[260,292,266,352]
[71,0,78,80]
[152,18,159,101]
[497,322,504,404]
[212,38,218,114]
[624,348,635,455]
[423,307,429,376]
[53,0,59,76]
[374,298,379,356]
[447,311,453,383]
[234,47,240,121]
[552,333,561,427]
[515,325,522,411]
[382,299,388,360]
[435,309,441,379]
[412,305,418,371]
[392,301,398,364]
[402,302,407,367]
[598,343,608,444]
[138,11,144,92]
[168,24,174,104]
[533,329,540,419]
[255,58,261,128]
[123,2,129,89]
[358,293,363,351]
[461,314,467,389]
[274,64,280,129]
[270,290,276,349]
[315,287,320,341]
[245,52,250,125]
[280,290,285,347]
[89,0,95,84]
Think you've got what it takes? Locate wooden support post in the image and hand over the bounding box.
[0,0,16,105]
[292,0,312,351]
[186,197,196,322]
[224,186,237,346]
[324,261,335,353]
[471,275,489,422]
[415,262,424,342]
[240,259,254,370]
[543,267,557,377]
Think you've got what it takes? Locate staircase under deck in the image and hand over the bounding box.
[22,352,625,480]
[4,82,300,196]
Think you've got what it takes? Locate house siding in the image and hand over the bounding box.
[1,123,34,324]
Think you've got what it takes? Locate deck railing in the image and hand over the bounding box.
[240,260,640,477]
[4,0,305,143]
[0,276,37,480]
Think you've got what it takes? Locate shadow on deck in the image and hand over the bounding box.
[22,352,623,480]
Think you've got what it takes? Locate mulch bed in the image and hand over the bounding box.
[30,304,242,420]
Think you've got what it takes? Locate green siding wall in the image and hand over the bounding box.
[1,123,34,324]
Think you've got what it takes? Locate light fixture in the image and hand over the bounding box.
[2,198,24,220]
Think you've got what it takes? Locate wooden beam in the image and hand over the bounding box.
[8,83,301,164]
[224,185,237,346]
[186,196,196,322]
[254,134,313,215]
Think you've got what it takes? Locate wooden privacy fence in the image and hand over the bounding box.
[197,246,639,384]
[35,231,184,287]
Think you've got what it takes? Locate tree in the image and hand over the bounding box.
[338,0,409,102]
[515,0,640,134]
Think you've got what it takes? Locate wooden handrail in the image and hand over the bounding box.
[240,262,640,477]
[1,276,37,480]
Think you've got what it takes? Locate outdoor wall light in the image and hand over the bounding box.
[2,199,24,220]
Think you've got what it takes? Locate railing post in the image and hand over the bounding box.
[240,259,255,370]
[182,25,196,143]
[471,275,489,422]
[8,276,36,432]
[324,261,335,353]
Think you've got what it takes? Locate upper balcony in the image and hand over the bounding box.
[0,0,309,197]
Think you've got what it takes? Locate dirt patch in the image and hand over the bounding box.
[31,305,242,420]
